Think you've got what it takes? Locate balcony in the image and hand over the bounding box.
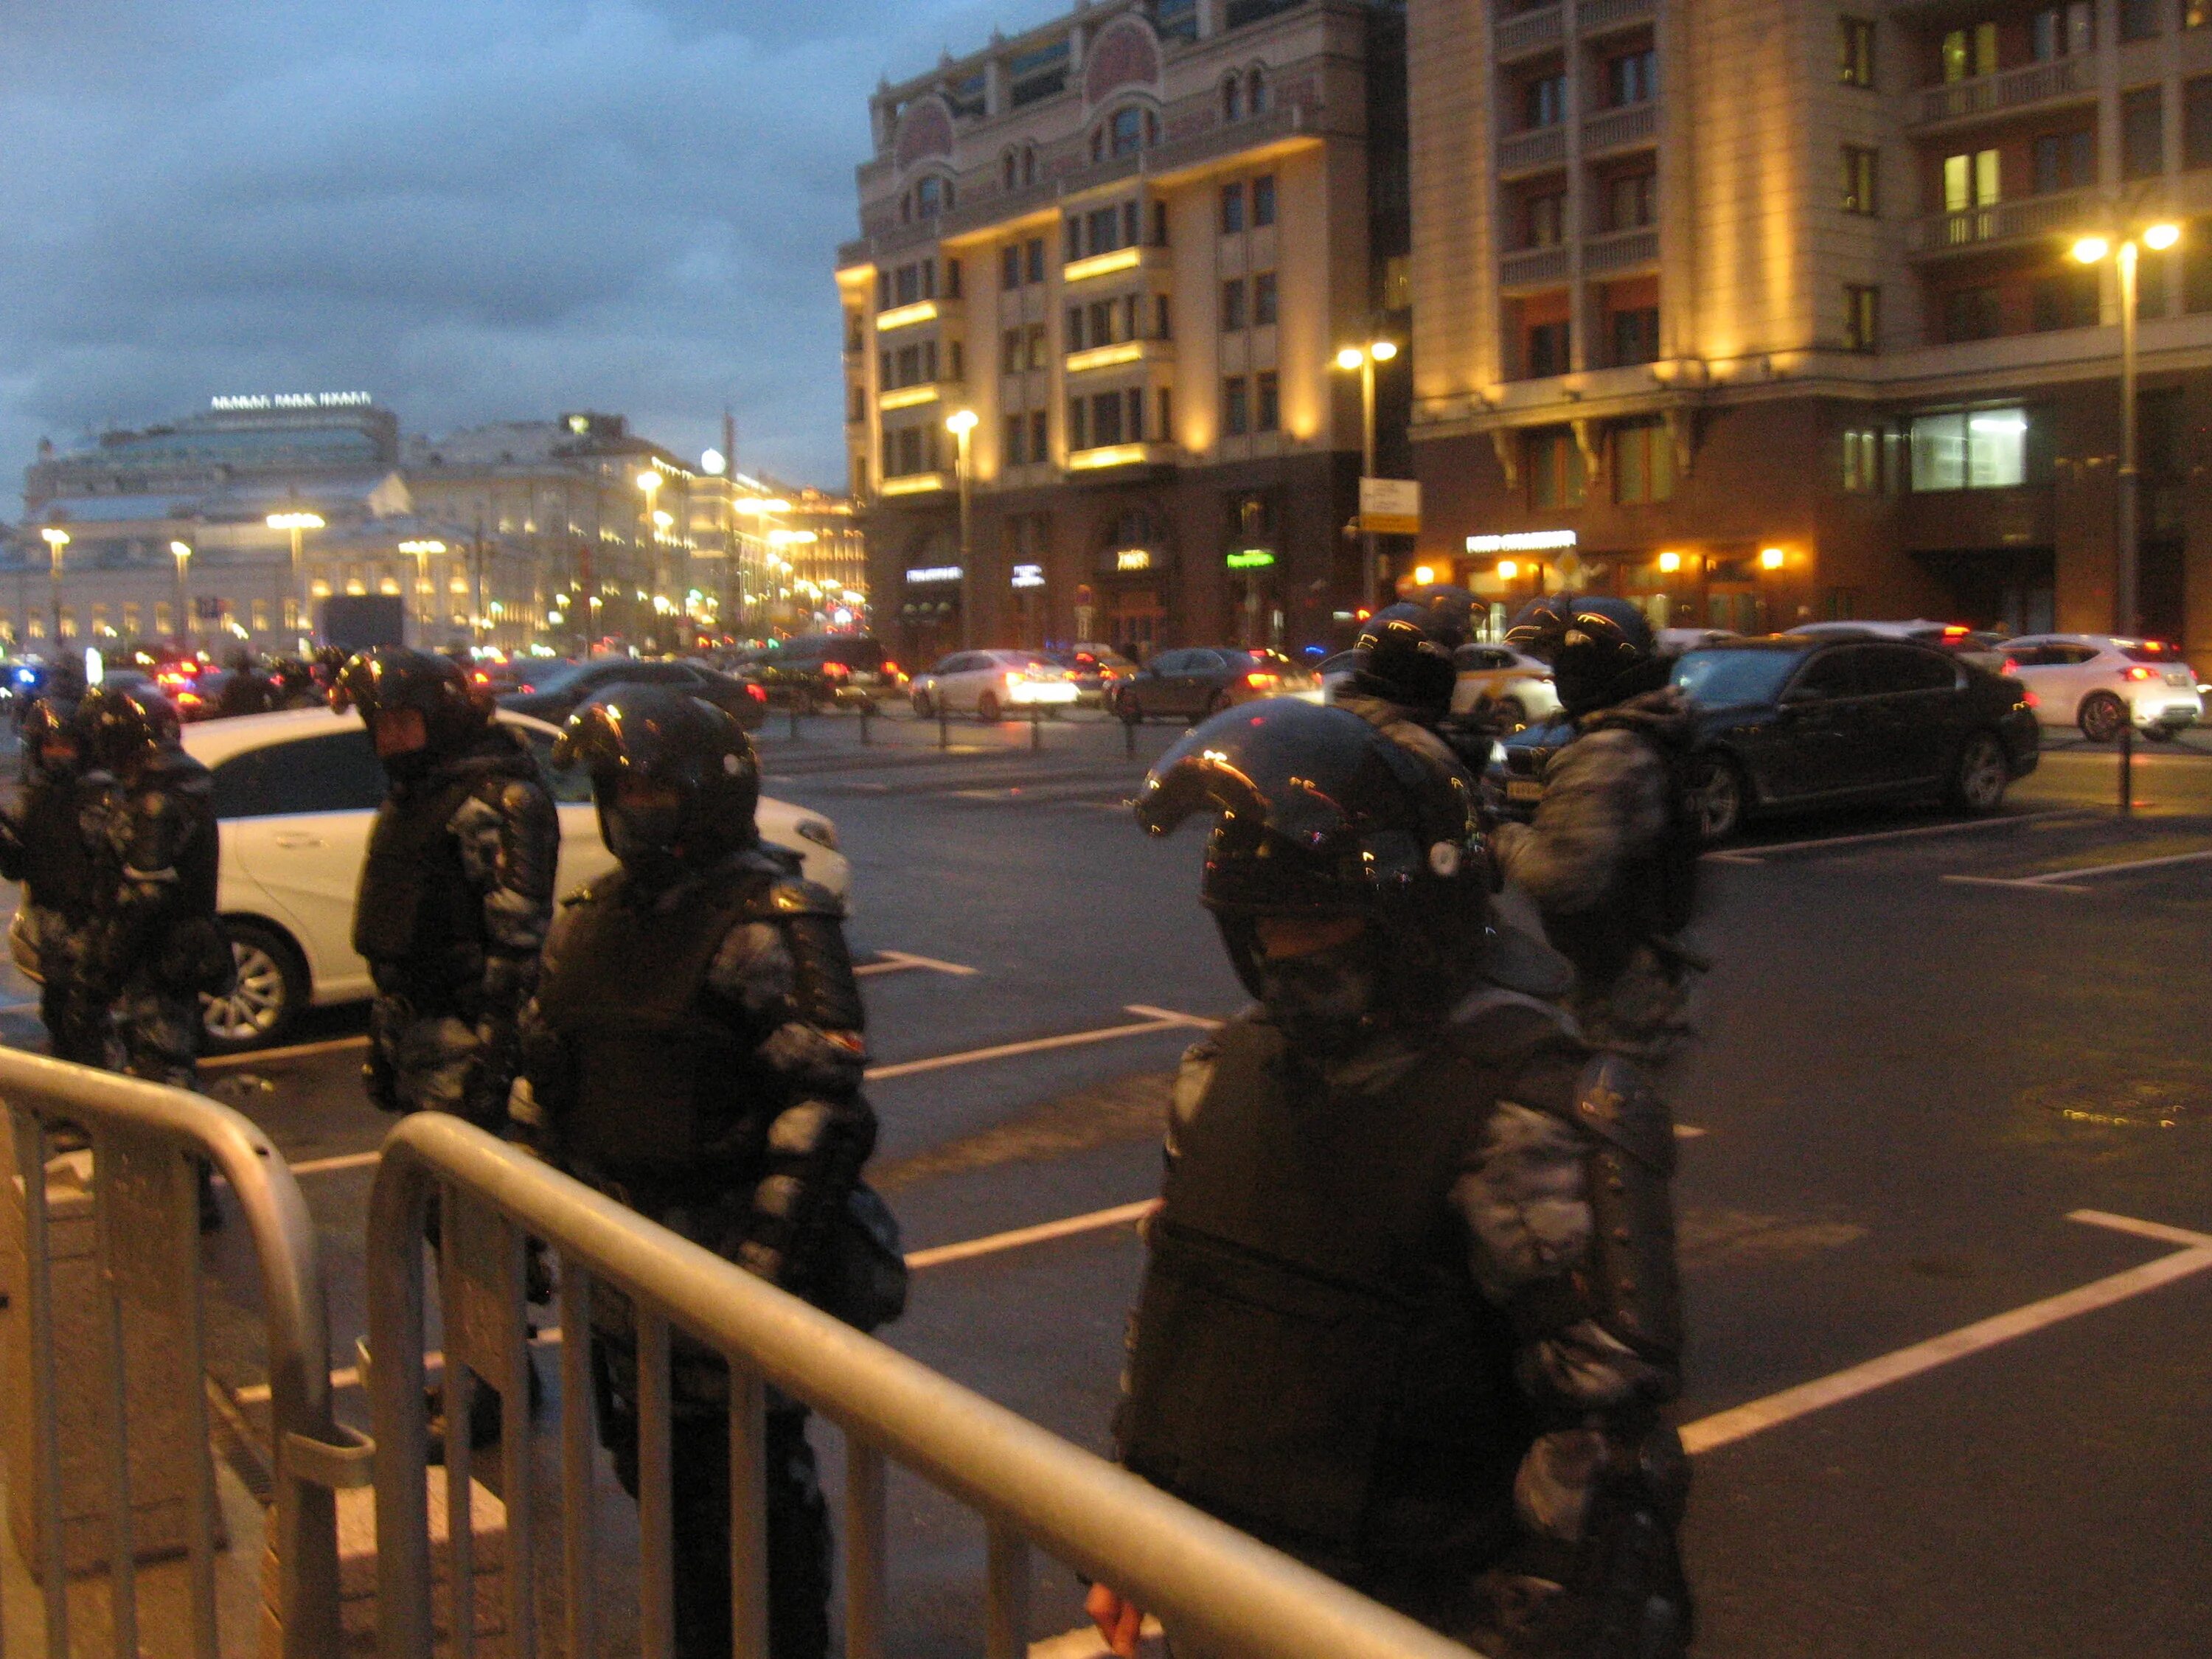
[1585,224,1658,274]
[1911,187,2096,257]
[1062,244,1173,287]
[1576,0,1655,35]
[1913,56,2094,129]
[1065,442,1176,474]
[1583,100,1657,156]
[878,470,951,498]
[878,380,962,412]
[1065,338,1177,375]
[1500,245,1571,289]
[1495,4,1564,61]
[876,297,958,333]
[1498,124,1568,173]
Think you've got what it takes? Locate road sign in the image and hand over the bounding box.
[1358,477,1421,536]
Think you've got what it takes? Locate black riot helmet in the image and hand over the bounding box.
[330,648,488,776]
[1347,594,1473,714]
[553,685,760,875]
[1506,594,1658,717]
[19,695,83,781]
[1134,698,1492,1010]
[77,682,181,773]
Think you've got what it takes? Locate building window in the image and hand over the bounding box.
[1253,175,1276,227]
[1528,191,1568,246]
[1156,294,1173,338]
[1248,68,1267,114]
[1004,150,1020,192]
[1065,216,1083,262]
[1223,73,1243,122]
[915,175,950,218]
[1026,237,1045,282]
[252,601,270,633]
[1256,372,1280,433]
[1382,254,1411,310]
[1840,17,1876,87]
[1066,306,1085,351]
[1607,173,1654,231]
[1222,277,1248,330]
[1152,201,1169,246]
[1157,387,1173,443]
[1253,270,1278,324]
[1843,426,1882,493]
[1223,375,1251,436]
[1607,48,1656,107]
[1031,409,1048,462]
[1526,318,1571,378]
[1068,396,1088,451]
[2185,78,2212,169]
[2029,3,2093,60]
[1842,145,1879,215]
[1941,285,2003,342]
[1527,429,1587,509]
[1609,306,1659,365]
[2031,269,2100,331]
[2123,87,2165,180]
[1127,387,1146,442]
[1093,391,1125,447]
[1003,328,1023,375]
[1613,419,1674,504]
[1004,414,1025,467]
[1219,184,1246,236]
[849,385,866,423]
[1089,299,1115,344]
[1088,205,1121,255]
[2121,0,2160,41]
[1027,324,1048,369]
[846,312,863,352]
[1910,408,2028,490]
[1944,149,2000,211]
[1943,22,1997,80]
[949,340,964,381]
[2033,129,2096,192]
[1845,283,1881,351]
[1523,73,1567,128]
[1002,246,1022,288]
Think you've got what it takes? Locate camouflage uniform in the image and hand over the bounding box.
[0,715,109,1065]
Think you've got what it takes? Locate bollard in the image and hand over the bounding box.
[2118,720,2134,815]
[860,702,873,745]
[789,701,802,742]
[1124,714,1137,761]
[938,700,950,751]
[1030,703,1043,752]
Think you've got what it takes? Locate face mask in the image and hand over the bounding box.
[1257,939,1377,1057]
[607,799,685,878]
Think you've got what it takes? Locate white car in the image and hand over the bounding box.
[908,650,1079,720]
[1450,644,1561,728]
[178,708,847,1050]
[1995,634,2203,742]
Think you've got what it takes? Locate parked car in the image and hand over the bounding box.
[1449,644,1559,728]
[735,634,905,713]
[497,655,768,727]
[1049,644,1138,707]
[1488,631,2039,843]
[1996,634,2203,740]
[908,650,1079,720]
[1112,647,1321,723]
[1791,619,2011,669]
[106,708,844,1051]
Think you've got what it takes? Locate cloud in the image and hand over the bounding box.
[0,0,1066,498]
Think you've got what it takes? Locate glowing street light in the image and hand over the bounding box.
[1334,340,1401,612]
[170,540,194,648]
[2072,220,2183,634]
[398,539,445,633]
[1759,546,1786,571]
[268,510,325,643]
[40,527,69,644]
[946,408,979,648]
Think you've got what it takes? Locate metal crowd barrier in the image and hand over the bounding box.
[366,1113,1481,1659]
[0,1046,354,1658]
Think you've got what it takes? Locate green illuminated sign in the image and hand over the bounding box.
[1225,549,1276,569]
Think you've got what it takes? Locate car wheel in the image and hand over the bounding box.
[201,919,307,1054]
[1947,731,2009,815]
[1495,696,1528,732]
[1115,689,1142,724]
[1687,754,1746,844]
[2078,692,2126,744]
[977,690,1002,723]
[2143,723,2177,742]
[911,690,933,718]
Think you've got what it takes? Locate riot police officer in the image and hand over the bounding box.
[75,683,231,1095]
[332,650,558,1127]
[1091,698,1691,1659]
[0,694,108,1063]
[215,649,278,718]
[1495,597,1703,1062]
[509,686,891,1659]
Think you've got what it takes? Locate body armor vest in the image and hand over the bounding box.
[1121,1005,1560,1573]
[1540,723,1697,987]
[532,873,760,1190]
[353,771,483,981]
[18,781,95,920]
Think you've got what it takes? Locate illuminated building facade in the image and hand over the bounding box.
[1408,0,2212,645]
[838,0,1409,662]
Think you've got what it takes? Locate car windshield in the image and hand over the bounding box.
[518,659,592,693]
[998,653,1062,670]
[1241,650,1301,672]
[1672,648,1801,707]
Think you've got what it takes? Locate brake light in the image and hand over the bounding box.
[1245,672,1281,689]
[1006,672,1023,687]
[1942,625,1969,637]
[882,660,900,676]
[746,683,768,702]
[515,683,535,694]
[2126,666,2156,681]
[2001,658,2018,675]
[471,671,491,686]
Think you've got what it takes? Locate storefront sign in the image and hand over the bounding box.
[1011,563,1045,588]
[1115,549,1152,571]
[1466,529,1576,554]
[1225,549,1276,570]
[905,565,963,584]
[210,392,372,411]
[1358,478,1422,536]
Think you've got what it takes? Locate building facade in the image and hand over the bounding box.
[838,0,1409,666]
[1407,0,2212,647]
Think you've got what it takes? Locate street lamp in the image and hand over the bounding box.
[945,408,978,649]
[170,541,193,650]
[398,540,445,638]
[267,511,324,646]
[39,527,68,647]
[2073,220,2183,636]
[1334,339,1399,613]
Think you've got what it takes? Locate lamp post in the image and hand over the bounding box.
[39,527,68,647]
[1334,339,1399,613]
[170,540,193,651]
[267,511,324,647]
[398,540,445,641]
[945,408,978,649]
[2073,221,2182,637]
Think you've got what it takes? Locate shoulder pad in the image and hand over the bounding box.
[746,877,846,921]
[1570,1053,1675,1175]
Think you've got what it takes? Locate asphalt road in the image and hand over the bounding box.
[7,708,2210,1657]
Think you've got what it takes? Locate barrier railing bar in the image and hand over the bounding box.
[437,1214,478,1659]
[366,1117,1483,1659]
[636,1310,674,1659]
[729,1368,770,1659]
[985,1521,1031,1659]
[496,1219,537,1659]
[558,1262,597,1659]
[91,1151,141,1659]
[843,1443,887,1659]
[179,1147,221,1659]
[370,1169,434,1658]
[15,1114,70,1655]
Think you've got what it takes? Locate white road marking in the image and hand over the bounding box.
[1705,809,2086,866]
[288,1150,382,1178]
[865,1006,1218,1082]
[857,950,979,978]
[201,1034,370,1068]
[906,1201,1158,1270]
[1121,1004,1225,1030]
[1673,1124,1708,1138]
[1941,845,2212,893]
[1679,1209,2212,1455]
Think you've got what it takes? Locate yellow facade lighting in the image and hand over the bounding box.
[878,383,941,411]
[878,473,950,495]
[1413,565,1436,585]
[1496,559,1519,580]
[1065,341,1147,375]
[1065,443,1151,471]
[1657,551,1682,574]
[1062,246,1144,284]
[874,300,939,332]
[397,539,446,556]
[2071,235,2111,265]
[266,512,325,531]
[2143,222,2182,251]
[1760,546,1786,570]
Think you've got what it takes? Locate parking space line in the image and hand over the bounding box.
[1705,809,2088,866]
[906,1201,1158,1270]
[201,1034,372,1068]
[1940,846,2212,894]
[1679,1209,2212,1455]
[864,1006,1220,1082]
[856,950,979,978]
[288,1150,382,1178]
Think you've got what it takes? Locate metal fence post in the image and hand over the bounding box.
[1029,703,1043,752]
[788,702,802,742]
[2119,720,2135,815]
[859,702,873,745]
[1124,714,1137,761]
[937,700,950,751]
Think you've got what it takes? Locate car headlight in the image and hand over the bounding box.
[794,818,840,852]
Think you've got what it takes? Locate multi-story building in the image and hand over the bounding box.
[1407,0,2212,647]
[837,0,1410,664]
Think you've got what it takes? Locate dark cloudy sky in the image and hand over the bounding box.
[0,0,1062,501]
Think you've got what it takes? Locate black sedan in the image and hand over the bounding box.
[1490,632,2039,842]
[497,656,768,728]
[1111,647,1320,723]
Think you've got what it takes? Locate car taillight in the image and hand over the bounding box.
[882,661,899,676]
[747,683,768,702]
[2001,658,2018,675]
[2126,666,2156,681]
[2022,689,2038,708]
[1245,672,1280,689]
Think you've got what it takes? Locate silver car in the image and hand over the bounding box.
[1996,633,2202,741]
